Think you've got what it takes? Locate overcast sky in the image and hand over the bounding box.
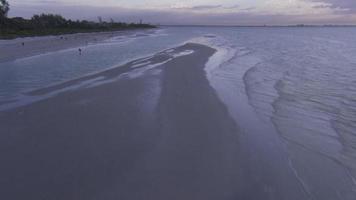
[8,0,356,25]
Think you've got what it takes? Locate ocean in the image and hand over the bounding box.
[1,26,356,199]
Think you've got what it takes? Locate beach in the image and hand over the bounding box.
[0,43,244,199]
[1,27,356,200]
[0,29,156,63]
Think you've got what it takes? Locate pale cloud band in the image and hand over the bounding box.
[8,0,356,25]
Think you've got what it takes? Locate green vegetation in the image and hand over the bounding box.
[0,0,155,39]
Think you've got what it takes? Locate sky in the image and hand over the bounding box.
[7,0,356,25]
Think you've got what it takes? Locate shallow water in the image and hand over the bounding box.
[201,27,356,199]
[0,28,200,102]
[1,26,356,199]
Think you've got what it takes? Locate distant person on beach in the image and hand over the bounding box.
[78,48,82,55]
[21,42,24,46]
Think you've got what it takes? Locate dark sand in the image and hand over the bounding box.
[0,43,245,200]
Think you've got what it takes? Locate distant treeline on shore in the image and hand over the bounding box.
[0,1,155,39]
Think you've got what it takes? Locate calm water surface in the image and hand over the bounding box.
[1,26,356,199]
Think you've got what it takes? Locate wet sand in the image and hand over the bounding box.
[0,29,155,63]
[0,43,246,200]
[0,41,319,200]
[1,26,355,200]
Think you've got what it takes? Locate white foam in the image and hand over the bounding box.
[165,49,175,53]
[131,61,152,68]
[186,35,237,85]
[126,59,172,79]
[171,50,195,58]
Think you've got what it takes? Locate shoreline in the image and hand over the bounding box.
[0,28,158,63]
[0,26,355,200]
[0,42,197,111]
[1,38,350,199]
[0,27,156,40]
[0,43,246,199]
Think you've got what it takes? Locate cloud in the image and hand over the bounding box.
[37,0,59,3]
[7,0,356,25]
[171,4,222,11]
[228,5,240,9]
[312,4,332,9]
[310,0,356,12]
[240,7,255,11]
[190,5,222,10]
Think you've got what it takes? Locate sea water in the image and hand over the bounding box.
[1,26,356,199]
[196,27,356,199]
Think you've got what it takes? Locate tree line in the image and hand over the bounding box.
[0,0,155,39]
